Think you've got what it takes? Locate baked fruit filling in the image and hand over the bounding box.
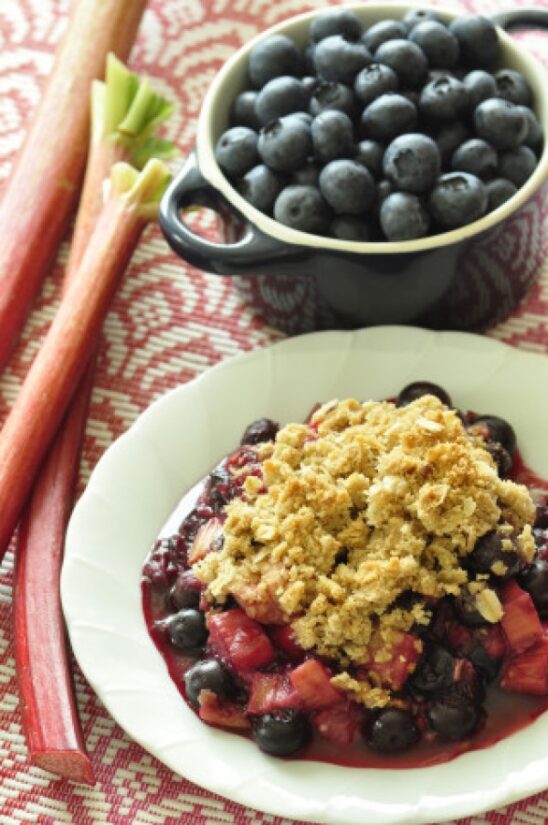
[142,383,548,759]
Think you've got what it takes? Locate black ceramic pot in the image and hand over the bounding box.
[159,4,548,335]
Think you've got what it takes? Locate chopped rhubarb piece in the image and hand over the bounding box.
[289,659,344,710]
[269,625,306,661]
[313,703,364,746]
[207,609,275,672]
[500,580,543,654]
[364,632,422,691]
[188,518,223,564]
[198,690,251,729]
[246,672,301,715]
[500,638,548,695]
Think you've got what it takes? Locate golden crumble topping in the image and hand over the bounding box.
[195,396,536,708]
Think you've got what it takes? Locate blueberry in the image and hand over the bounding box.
[249,35,303,88]
[517,105,543,151]
[469,646,500,683]
[330,215,372,241]
[428,699,481,740]
[236,164,285,214]
[435,121,471,167]
[284,111,313,126]
[291,160,320,186]
[427,69,457,83]
[463,70,497,108]
[319,159,376,214]
[258,117,311,172]
[428,172,487,228]
[376,178,393,205]
[374,39,428,89]
[409,21,460,69]
[419,76,470,122]
[485,177,518,210]
[451,139,498,180]
[309,81,357,118]
[354,62,399,106]
[170,572,202,610]
[484,440,513,477]
[474,98,528,150]
[255,76,308,125]
[454,590,489,627]
[466,530,521,577]
[167,609,208,650]
[314,34,372,84]
[380,192,430,241]
[304,43,316,74]
[354,139,384,177]
[312,109,355,162]
[535,506,548,530]
[383,133,441,193]
[215,127,258,179]
[274,185,331,234]
[364,708,420,753]
[360,93,418,141]
[362,20,406,52]
[449,15,500,68]
[467,414,516,453]
[310,8,363,43]
[230,91,261,129]
[498,145,537,187]
[184,659,233,707]
[495,69,533,107]
[396,381,452,407]
[402,8,443,32]
[240,417,279,444]
[301,75,318,95]
[411,644,455,693]
[254,709,310,756]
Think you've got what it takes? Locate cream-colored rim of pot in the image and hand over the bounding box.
[196,2,548,254]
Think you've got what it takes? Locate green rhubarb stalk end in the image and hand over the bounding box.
[110,159,171,220]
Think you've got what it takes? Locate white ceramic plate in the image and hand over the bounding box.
[62,327,548,825]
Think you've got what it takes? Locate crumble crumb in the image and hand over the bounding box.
[195,396,535,708]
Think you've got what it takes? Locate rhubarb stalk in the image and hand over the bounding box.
[0,0,148,373]
[13,60,174,783]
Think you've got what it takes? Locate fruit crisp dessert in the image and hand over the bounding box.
[142,381,548,763]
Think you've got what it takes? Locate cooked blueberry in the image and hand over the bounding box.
[207,464,233,506]
[517,105,543,151]
[411,644,455,693]
[498,145,537,187]
[274,185,331,234]
[314,34,372,84]
[435,121,471,166]
[312,109,355,162]
[354,62,399,106]
[254,709,310,756]
[469,646,500,683]
[380,192,430,241]
[362,20,406,52]
[241,417,279,445]
[474,98,528,150]
[184,659,233,706]
[495,69,533,106]
[364,708,420,753]
[354,139,384,177]
[374,39,427,89]
[310,7,363,43]
[237,164,285,214]
[215,127,258,179]
[309,80,357,118]
[517,560,548,617]
[449,15,500,68]
[255,76,308,125]
[484,440,513,477]
[428,699,481,740]
[535,505,548,530]
[249,35,303,88]
[170,571,202,610]
[419,76,469,122]
[463,70,497,108]
[451,138,497,180]
[466,530,521,577]
[360,93,418,141]
[230,91,261,129]
[319,159,376,214]
[428,172,487,229]
[397,381,452,407]
[383,133,441,193]
[291,161,320,186]
[485,177,518,210]
[330,215,372,241]
[409,21,460,68]
[454,591,488,627]
[258,117,311,172]
[466,414,516,453]
[167,609,208,650]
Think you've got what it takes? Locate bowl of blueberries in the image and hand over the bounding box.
[160,4,548,334]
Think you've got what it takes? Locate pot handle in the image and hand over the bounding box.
[159,151,298,274]
[491,7,548,31]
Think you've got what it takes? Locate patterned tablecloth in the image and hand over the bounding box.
[1,0,547,823]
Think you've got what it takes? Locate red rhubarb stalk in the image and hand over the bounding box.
[0,0,148,373]
[13,60,174,783]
